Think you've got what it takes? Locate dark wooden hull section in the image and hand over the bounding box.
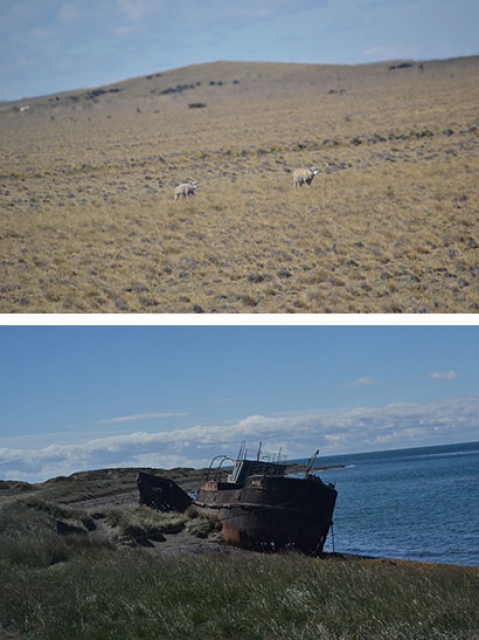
[137,472,193,512]
[195,474,337,554]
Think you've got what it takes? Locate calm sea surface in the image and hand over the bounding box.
[316,441,479,567]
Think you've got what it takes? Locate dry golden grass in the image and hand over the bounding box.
[1,57,478,313]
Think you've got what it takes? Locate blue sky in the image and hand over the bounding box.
[1,324,478,481]
[1,0,478,101]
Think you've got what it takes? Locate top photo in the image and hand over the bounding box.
[1,1,478,314]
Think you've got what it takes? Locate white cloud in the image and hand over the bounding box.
[127,0,324,30]
[113,25,139,37]
[329,16,364,32]
[361,0,422,7]
[117,0,165,22]
[180,0,319,20]
[58,4,79,22]
[428,371,458,380]
[1,395,478,482]
[30,27,55,39]
[212,1,320,20]
[343,377,377,387]
[97,412,187,424]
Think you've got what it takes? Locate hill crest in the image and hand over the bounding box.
[3,55,478,110]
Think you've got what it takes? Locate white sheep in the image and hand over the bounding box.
[174,181,197,200]
[292,167,319,188]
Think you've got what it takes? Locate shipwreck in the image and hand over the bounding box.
[137,443,338,554]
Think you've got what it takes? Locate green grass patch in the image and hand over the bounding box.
[1,544,478,639]
[1,486,479,639]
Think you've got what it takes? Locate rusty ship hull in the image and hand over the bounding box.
[138,444,337,554]
[194,473,337,553]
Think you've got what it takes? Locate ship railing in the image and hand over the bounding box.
[239,441,287,465]
[205,454,235,481]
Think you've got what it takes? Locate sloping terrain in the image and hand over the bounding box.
[1,465,479,639]
[1,57,478,313]
[0,467,222,555]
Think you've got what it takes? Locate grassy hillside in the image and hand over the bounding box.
[1,466,478,639]
[0,466,207,506]
[1,57,478,312]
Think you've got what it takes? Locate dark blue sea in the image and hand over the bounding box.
[315,441,479,567]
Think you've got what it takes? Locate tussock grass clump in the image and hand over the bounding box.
[184,506,222,538]
[0,499,105,569]
[104,504,187,544]
[99,504,219,545]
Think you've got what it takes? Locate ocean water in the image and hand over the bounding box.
[316,441,479,567]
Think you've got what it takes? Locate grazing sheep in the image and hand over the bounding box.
[292,167,319,188]
[174,181,197,200]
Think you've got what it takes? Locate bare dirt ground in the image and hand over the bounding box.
[1,57,478,313]
[71,488,246,557]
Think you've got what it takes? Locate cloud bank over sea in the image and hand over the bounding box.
[2,395,478,482]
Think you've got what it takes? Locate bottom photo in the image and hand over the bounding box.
[1,324,478,639]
